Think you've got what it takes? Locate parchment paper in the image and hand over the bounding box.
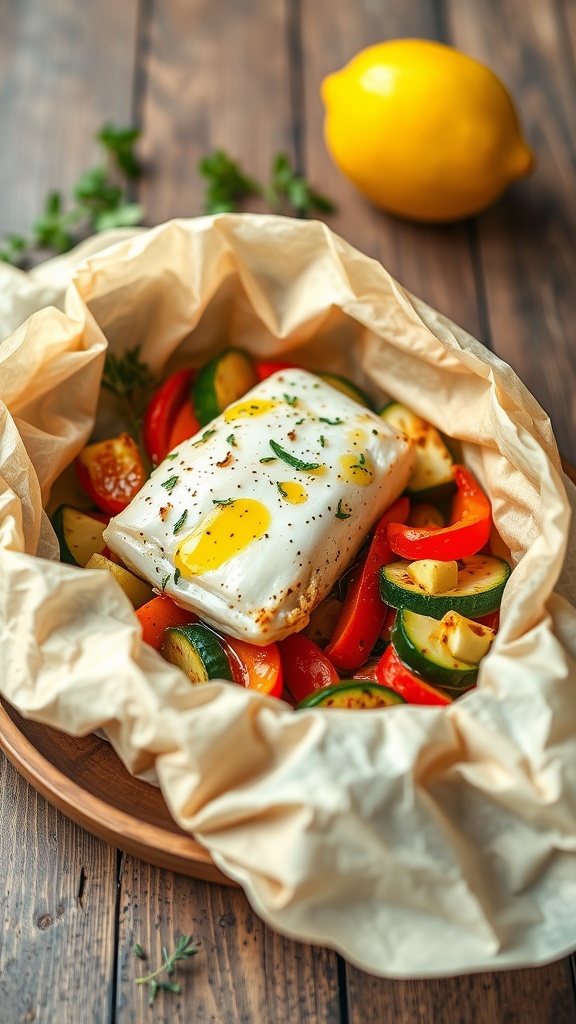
[1,215,575,978]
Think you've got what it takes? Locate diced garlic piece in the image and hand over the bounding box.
[439,611,495,664]
[406,559,458,595]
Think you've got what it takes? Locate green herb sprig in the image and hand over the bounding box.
[135,935,201,1007]
[1,124,143,267]
[199,149,335,218]
[101,344,155,453]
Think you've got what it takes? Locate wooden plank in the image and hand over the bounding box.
[0,0,140,235]
[299,0,483,339]
[0,753,119,1024]
[115,861,342,1024]
[345,961,576,1024]
[444,0,576,463]
[139,0,296,223]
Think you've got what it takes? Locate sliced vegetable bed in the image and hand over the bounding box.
[63,344,510,710]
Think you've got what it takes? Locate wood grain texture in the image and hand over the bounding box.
[345,960,576,1024]
[299,0,484,340]
[0,701,234,885]
[444,0,576,463]
[138,0,295,223]
[115,864,342,1024]
[0,0,140,235]
[0,752,118,1024]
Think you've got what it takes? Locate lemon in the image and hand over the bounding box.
[321,39,534,222]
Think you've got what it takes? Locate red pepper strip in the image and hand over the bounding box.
[136,595,197,651]
[387,465,491,561]
[278,633,339,705]
[142,369,194,465]
[376,645,452,706]
[255,360,296,381]
[76,433,146,516]
[324,497,410,671]
[168,399,201,451]
[221,634,283,699]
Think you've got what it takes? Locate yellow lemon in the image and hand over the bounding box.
[321,39,534,222]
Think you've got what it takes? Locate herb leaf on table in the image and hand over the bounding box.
[135,934,201,1006]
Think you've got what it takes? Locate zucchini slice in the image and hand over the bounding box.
[193,348,258,426]
[380,554,511,620]
[161,623,234,683]
[392,609,479,690]
[379,401,455,502]
[316,372,374,409]
[52,504,107,567]
[85,552,154,608]
[297,681,406,709]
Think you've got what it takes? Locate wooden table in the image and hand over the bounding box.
[1,2,576,1021]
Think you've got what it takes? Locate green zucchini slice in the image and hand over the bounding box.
[193,348,258,426]
[51,504,107,567]
[379,401,455,502]
[392,609,479,690]
[161,624,234,684]
[297,681,406,709]
[316,372,374,409]
[380,554,511,620]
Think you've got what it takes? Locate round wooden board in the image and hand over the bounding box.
[1,460,573,885]
[0,698,236,886]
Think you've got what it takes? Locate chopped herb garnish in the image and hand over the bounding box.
[161,475,179,494]
[319,416,343,426]
[284,393,298,406]
[226,433,237,447]
[277,481,288,498]
[269,439,320,471]
[212,497,235,507]
[259,456,277,463]
[134,944,147,960]
[165,451,178,460]
[295,418,305,425]
[173,510,188,534]
[372,429,378,435]
[319,435,326,447]
[192,429,216,445]
[350,452,369,472]
[174,568,181,585]
[161,574,170,592]
[335,499,352,520]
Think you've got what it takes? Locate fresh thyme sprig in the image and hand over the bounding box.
[199,149,335,218]
[135,934,201,1006]
[101,344,155,458]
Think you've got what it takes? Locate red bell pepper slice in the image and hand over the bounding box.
[221,634,283,699]
[387,465,491,561]
[136,594,198,651]
[142,368,195,466]
[324,497,410,671]
[255,360,296,381]
[168,399,201,451]
[278,633,339,705]
[376,645,452,706]
[76,433,146,516]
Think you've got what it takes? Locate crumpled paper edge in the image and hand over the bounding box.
[0,218,569,974]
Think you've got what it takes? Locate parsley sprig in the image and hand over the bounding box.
[135,935,201,1007]
[199,149,335,218]
[1,124,143,267]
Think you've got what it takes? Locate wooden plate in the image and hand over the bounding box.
[0,699,235,885]
[1,460,573,884]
